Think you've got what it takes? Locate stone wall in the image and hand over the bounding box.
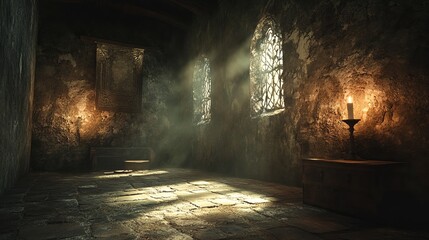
[0,0,38,193]
[186,0,429,206]
[31,21,173,171]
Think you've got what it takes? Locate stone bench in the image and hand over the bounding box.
[90,147,155,171]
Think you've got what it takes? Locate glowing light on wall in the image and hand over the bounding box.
[342,86,386,122]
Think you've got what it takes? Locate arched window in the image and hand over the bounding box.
[193,56,212,124]
[250,16,284,116]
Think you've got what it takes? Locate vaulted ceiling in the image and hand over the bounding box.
[39,0,219,48]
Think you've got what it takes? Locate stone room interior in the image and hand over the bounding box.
[1,0,428,239]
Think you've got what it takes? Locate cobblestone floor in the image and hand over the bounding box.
[0,168,428,240]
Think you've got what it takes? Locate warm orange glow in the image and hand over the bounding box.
[347,96,353,104]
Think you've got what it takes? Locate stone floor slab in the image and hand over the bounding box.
[18,223,86,240]
[190,199,218,208]
[210,197,239,206]
[91,222,134,238]
[193,228,229,240]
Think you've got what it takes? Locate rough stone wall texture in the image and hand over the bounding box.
[32,22,172,171]
[187,0,429,207]
[0,0,38,193]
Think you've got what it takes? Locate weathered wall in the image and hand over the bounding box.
[187,0,429,208]
[0,0,38,193]
[31,21,173,170]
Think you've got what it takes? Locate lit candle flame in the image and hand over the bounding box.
[347,96,354,119]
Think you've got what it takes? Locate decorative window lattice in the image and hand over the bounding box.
[193,57,212,124]
[250,17,284,116]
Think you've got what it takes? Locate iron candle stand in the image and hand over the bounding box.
[342,119,360,159]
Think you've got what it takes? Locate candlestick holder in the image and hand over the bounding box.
[342,119,360,159]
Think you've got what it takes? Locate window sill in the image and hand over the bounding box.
[196,119,211,126]
[251,108,285,119]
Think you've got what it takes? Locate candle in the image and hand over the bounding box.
[347,96,354,119]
